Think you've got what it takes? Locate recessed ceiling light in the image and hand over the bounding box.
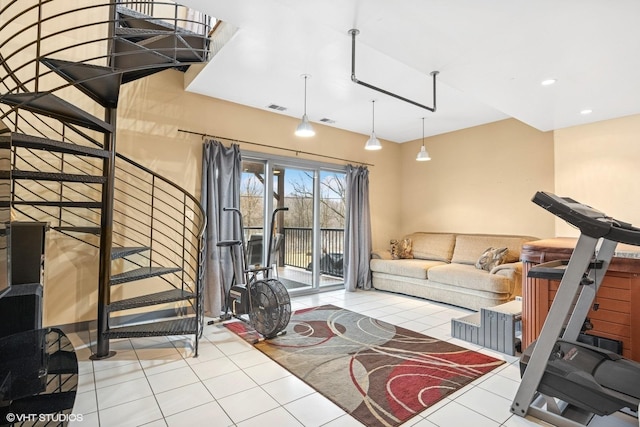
[541,79,557,86]
[580,109,593,115]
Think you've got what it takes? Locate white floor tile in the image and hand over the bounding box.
[409,418,439,427]
[190,355,240,381]
[184,341,226,364]
[154,381,214,417]
[69,410,99,427]
[165,401,233,427]
[215,339,255,356]
[146,366,200,394]
[139,419,168,427]
[237,407,303,427]
[476,371,520,400]
[427,400,500,427]
[261,375,315,405]
[96,376,153,410]
[284,393,346,427]
[454,386,513,424]
[229,347,272,369]
[134,344,182,361]
[93,361,145,389]
[243,360,291,385]
[72,389,98,415]
[91,349,140,372]
[98,395,163,427]
[322,414,366,427]
[139,357,189,377]
[202,369,257,399]
[217,386,280,423]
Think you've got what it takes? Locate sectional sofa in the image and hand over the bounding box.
[370,232,537,310]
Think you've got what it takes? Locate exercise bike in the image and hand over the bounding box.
[208,207,291,339]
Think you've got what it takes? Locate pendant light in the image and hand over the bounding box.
[416,117,431,161]
[364,100,382,150]
[295,74,315,137]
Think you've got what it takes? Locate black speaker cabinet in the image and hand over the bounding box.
[0,283,42,338]
[11,222,48,286]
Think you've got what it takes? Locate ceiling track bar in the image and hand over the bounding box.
[177,129,374,167]
[349,28,439,112]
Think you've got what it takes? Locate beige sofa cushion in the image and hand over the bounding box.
[450,234,536,265]
[407,233,456,262]
[370,258,447,280]
[427,263,513,294]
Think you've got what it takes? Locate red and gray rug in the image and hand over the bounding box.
[225,304,504,427]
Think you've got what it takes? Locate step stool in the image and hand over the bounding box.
[451,300,522,356]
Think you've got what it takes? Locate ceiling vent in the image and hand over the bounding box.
[320,118,335,124]
[267,104,287,111]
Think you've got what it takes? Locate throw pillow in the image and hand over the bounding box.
[390,238,413,260]
[475,247,508,271]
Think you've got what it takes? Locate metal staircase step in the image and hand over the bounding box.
[137,34,206,63]
[116,5,202,36]
[0,92,113,133]
[110,266,181,286]
[113,37,177,82]
[53,226,101,234]
[41,58,122,108]
[12,170,106,183]
[111,246,150,260]
[108,289,196,312]
[104,316,197,339]
[12,200,102,208]
[9,132,109,158]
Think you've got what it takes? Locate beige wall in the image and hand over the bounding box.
[395,119,556,242]
[117,70,404,250]
[554,114,640,237]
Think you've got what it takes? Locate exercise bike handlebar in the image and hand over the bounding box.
[533,191,640,246]
[221,206,289,270]
[266,207,288,267]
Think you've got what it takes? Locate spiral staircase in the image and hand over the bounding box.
[0,1,211,358]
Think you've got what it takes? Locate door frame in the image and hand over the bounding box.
[241,150,346,294]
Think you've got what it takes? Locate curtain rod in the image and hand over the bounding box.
[177,129,374,167]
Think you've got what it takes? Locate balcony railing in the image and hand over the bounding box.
[242,226,344,278]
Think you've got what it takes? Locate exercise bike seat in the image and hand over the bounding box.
[216,240,241,247]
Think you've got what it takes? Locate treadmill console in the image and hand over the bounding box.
[532,191,640,246]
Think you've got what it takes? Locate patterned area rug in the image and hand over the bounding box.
[225,304,504,427]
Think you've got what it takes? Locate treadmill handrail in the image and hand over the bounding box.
[532,192,640,246]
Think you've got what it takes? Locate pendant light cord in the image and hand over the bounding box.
[371,100,375,133]
[303,75,308,115]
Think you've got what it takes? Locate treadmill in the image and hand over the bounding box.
[511,191,640,426]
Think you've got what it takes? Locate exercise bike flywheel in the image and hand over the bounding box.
[248,278,291,339]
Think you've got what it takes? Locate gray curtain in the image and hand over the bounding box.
[201,139,242,316]
[344,165,372,291]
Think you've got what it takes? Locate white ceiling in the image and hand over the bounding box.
[181,0,640,143]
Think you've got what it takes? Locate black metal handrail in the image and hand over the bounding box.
[0,0,210,345]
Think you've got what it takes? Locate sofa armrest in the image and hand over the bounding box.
[371,249,392,260]
[490,261,522,276]
[490,261,523,298]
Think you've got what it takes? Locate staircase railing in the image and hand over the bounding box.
[0,0,209,344]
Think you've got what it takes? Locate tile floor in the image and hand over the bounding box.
[66,289,638,427]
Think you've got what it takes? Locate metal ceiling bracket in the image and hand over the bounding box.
[349,28,439,112]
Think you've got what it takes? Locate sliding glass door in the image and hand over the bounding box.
[275,165,314,289]
[239,154,345,293]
